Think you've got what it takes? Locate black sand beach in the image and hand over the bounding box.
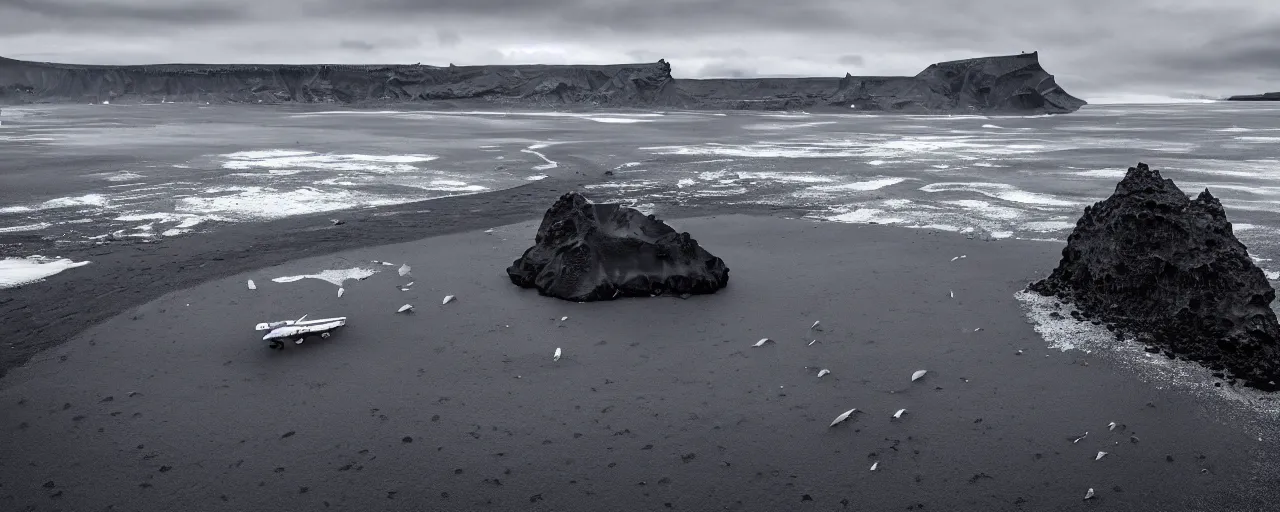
[3,215,1277,511]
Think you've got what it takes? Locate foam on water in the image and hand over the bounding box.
[0,206,34,214]
[176,186,401,220]
[919,182,1080,207]
[114,212,221,236]
[272,267,378,287]
[1235,137,1280,143]
[942,200,1026,220]
[40,194,110,210]
[733,171,837,183]
[1019,220,1077,232]
[1072,169,1128,178]
[0,222,52,233]
[97,171,144,182]
[521,143,558,171]
[805,177,909,193]
[584,180,661,192]
[221,150,437,173]
[405,180,487,192]
[743,121,839,130]
[0,256,91,289]
[825,208,905,225]
[1017,290,1280,421]
[587,117,654,124]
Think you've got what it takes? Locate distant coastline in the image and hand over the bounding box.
[1226,92,1280,101]
[0,52,1085,114]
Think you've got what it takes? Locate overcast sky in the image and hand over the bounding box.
[2,0,1278,101]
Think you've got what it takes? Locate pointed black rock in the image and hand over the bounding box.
[507,193,729,301]
[1030,162,1280,390]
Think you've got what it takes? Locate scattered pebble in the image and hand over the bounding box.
[753,338,773,347]
[808,339,818,346]
[811,320,821,330]
[553,347,562,361]
[817,369,830,378]
[560,316,569,322]
[397,304,413,313]
[442,295,455,305]
[870,461,879,471]
[1108,421,1116,431]
[911,370,927,382]
[1095,451,1107,461]
[398,264,411,277]
[1084,488,1095,500]
[337,287,345,298]
[893,409,906,419]
[1072,432,1088,444]
[247,280,256,290]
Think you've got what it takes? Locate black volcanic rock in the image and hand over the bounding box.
[1227,92,1280,101]
[678,52,1085,114]
[0,52,1084,114]
[1029,162,1280,390]
[507,193,728,301]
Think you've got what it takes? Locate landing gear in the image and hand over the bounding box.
[268,340,284,350]
[320,332,331,339]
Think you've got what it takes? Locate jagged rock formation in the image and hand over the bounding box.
[1227,92,1280,101]
[0,52,1085,114]
[1029,163,1280,390]
[507,193,729,301]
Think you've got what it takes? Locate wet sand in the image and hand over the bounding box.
[2,215,1277,511]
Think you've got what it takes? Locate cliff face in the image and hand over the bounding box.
[0,56,678,107]
[1227,92,1280,101]
[0,52,1085,114]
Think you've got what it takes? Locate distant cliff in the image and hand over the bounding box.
[1227,92,1280,101]
[0,52,1085,114]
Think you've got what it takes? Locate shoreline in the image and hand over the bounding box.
[0,166,813,379]
[2,215,1276,511]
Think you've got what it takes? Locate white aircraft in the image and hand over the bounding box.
[255,314,347,349]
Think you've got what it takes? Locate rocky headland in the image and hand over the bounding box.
[0,52,1084,114]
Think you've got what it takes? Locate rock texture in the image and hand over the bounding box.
[1029,163,1280,390]
[507,193,729,301]
[1227,92,1280,101]
[0,52,1085,114]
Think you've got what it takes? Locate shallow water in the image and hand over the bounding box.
[3,102,1280,276]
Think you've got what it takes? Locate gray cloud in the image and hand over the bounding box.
[696,63,755,78]
[436,29,461,48]
[0,0,245,22]
[837,54,864,67]
[338,39,377,52]
[0,0,1278,98]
